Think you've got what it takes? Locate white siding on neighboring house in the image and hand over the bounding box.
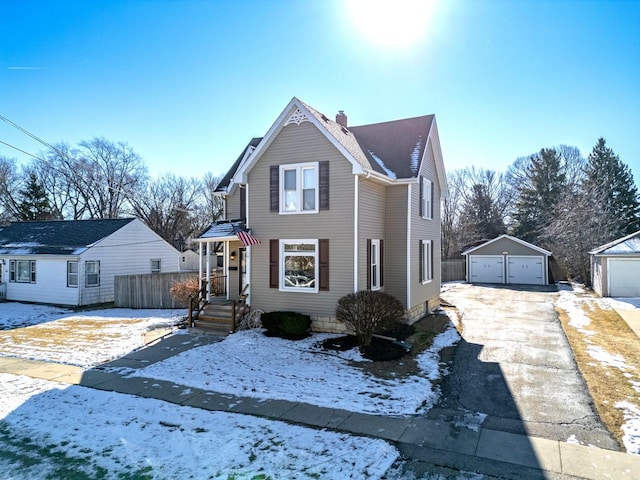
[78,219,180,305]
[3,256,80,305]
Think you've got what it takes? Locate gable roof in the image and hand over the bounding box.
[0,218,136,255]
[590,230,640,255]
[220,97,447,195]
[215,136,263,194]
[462,234,552,256]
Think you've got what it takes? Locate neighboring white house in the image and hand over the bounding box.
[0,218,180,306]
[462,235,552,286]
[590,230,640,297]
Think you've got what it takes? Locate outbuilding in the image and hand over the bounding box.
[462,235,552,286]
[590,230,640,297]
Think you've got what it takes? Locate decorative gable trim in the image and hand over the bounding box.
[284,108,311,126]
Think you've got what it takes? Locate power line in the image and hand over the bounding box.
[0,113,59,154]
[0,139,39,159]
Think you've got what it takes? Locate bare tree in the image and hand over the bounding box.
[0,156,21,222]
[190,172,224,237]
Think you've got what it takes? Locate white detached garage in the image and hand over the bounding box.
[462,235,551,286]
[590,230,640,297]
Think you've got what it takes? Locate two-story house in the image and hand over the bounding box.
[196,97,447,332]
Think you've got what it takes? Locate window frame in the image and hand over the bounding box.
[9,259,36,283]
[150,258,161,274]
[279,162,319,214]
[85,260,100,288]
[67,261,78,288]
[370,239,381,291]
[279,239,319,293]
[420,239,433,283]
[421,176,433,220]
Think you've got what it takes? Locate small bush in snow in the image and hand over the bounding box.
[335,291,406,349]
[169,277,200,307]
[261,311,311,339]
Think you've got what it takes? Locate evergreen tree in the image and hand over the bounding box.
[584,138,640,236]
[511,148,566,243]
[16,173,55,221]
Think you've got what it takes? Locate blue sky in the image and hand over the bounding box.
[1,0,639,185]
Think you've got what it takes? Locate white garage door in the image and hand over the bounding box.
[469,256,504,283]
[608,258,640,297]
[507,256,544,285]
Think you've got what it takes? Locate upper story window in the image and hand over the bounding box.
[85,260,100,287]
[9,260,36,283]
[281,163,318,214]
[421,176,433,220]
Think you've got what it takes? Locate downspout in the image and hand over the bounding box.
[354,175,359,292]
[406,184,412,309]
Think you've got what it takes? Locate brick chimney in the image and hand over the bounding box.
[336,110,347,127]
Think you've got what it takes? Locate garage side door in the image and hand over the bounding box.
[508,256,544,285]
[469,255,504,283]
[608,258,640,297]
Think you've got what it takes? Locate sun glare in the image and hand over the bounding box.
[346,0,436,49]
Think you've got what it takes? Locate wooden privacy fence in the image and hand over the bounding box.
[442,259,466,282]
[115,272,197,309]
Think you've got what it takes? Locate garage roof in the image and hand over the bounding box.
[462,234,552,256]
[590,230,640,255]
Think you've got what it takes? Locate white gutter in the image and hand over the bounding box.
[354,175,359,292]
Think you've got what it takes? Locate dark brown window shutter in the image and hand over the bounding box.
[319,239,329,291]
[366,239,372,290]
[319,161,329,210]
[269,239,279,288]
[270,166,279,212]
[380,239,384,287]
[418,240,423,283]
[419,175,424,217]
[240,185,246,221]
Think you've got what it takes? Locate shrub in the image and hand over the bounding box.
[261,311,311,339]
[169,277,200,307]
[335,291,406,349]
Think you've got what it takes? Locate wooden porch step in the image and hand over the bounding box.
[193,317,234,333]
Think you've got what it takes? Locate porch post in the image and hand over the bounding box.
[206,241,211,301]
[198,241,203,287]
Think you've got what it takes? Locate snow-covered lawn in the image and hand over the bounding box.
[556,285,640,454]
[130,326,461,416]
[0,302,461,478]
[0,303,184,367]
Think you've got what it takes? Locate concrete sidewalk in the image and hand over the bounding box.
[616,308,640,338]
[1,333,639,480]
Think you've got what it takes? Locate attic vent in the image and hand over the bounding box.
[320,114,329,122]
[341,126,349,135]
[285,108,310,126]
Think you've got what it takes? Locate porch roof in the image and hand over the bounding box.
[198,220,260,246]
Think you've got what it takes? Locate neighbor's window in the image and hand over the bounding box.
[67,261,78,287]
[280,240,318,292]
[9,260,36,283]
[151,259,161,273]
[421,240,433,283]
[370,239,381,291]
[85,260,100,287]
[280,163,318,213]
[421,176,433,220]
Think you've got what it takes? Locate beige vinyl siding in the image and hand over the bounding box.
[246,122,355,318]
[225,189,242,220]
[470,237,541,256]
[410,141,441,311]
[79,220,180,305]
[384,184,409,304]
[358,178,386,290]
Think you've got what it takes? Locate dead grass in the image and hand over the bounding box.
[557,299,640,451]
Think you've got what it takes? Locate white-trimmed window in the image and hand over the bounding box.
[67,261,78,287]
[420,240,433,283]
[280,239,318,292]
[9,260,36,283]
[421,176,433,220]
[370,239,381,291]
[280,162,318,214]
[150,259,161,274]
[85,260,100,287]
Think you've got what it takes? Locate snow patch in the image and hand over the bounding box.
[615,401,640,454]
[368,150,397,179]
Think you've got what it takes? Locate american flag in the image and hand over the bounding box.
[236,229,261,246]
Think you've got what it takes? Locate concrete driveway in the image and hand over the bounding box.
[435,283,619,450]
